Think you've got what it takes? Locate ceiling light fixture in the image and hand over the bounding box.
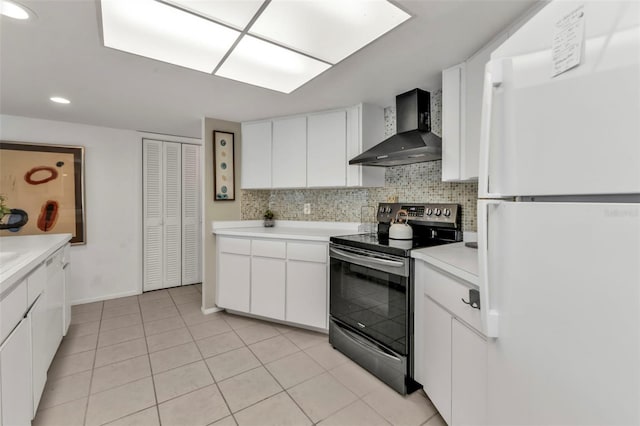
[50,97,71,104]
[99,0,410,93]
[0,0,33,20]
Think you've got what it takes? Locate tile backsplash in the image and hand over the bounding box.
[241,90,479,231]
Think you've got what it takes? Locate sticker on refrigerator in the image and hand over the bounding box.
[551,4,585,77]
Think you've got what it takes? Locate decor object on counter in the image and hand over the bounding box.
[213,131,235,201]
[0,194,11,219]
[263,209,275,227]
[0,141,85,244]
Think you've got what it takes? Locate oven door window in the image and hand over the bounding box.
[330,257,407,355]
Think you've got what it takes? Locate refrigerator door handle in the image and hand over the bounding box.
[478,199,500,338]
[478,59,506,199]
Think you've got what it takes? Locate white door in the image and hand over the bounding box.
[481,201,640,425]
[143,139,164,291]
[217,253,251,313]
[480,1,640,197]
[241,121,272,189]
[46,254,64,366]
[250,257,285,320]
[451,319,487,426]
[0,316,32,426]
[286,261,327,328]
[272,116,307,188]
[29,295,47,416]
[163,142,182,288]
[182,144,201,285]
[422,296,452,425]
[307,110,347,187]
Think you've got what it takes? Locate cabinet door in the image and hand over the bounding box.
[452,319,487,426]
[272,117,307,188]
[286,260,327,329]
[143,139,164,291]
[29,295,47,416]
[307,111,347,187]
[442,63,465,182]
[46,255,64,366]
[251,257,285,320]
[422,296,452,425]
[217,253,251,313]
[0,317,32,426]
[463,32,508,180]
[241,121,272,189]
[182,143,201,285]
[163,142,182,288]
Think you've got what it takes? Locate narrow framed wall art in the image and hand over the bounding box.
[213,131,235,201]
[0,141,86,244]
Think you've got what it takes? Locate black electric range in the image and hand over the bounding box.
[328,202,462,395]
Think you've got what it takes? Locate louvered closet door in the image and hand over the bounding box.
[182,144,201,285]
[143,139,164,291]
[163,142,182,288]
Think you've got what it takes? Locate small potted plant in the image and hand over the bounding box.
[0,195,11,221]
[263,209,275,227]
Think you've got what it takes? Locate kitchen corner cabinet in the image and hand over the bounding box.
[240,103,384,190]
[143,139,201,291]
[415,260,487,426]
[216,236,329,329]
[442,32,508,182]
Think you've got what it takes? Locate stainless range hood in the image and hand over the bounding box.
[349,88,442,167]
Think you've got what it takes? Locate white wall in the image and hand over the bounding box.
[0,114,143,303]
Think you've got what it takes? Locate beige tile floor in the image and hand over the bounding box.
[33,284,446,426]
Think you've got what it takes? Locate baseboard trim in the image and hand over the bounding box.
[71,289,140,306]
[201,306,223,315]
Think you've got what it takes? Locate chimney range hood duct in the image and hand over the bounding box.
[349,88,442,167]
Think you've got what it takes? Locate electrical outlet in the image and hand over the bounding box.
[303,203,311,215]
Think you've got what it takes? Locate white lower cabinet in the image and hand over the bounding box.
[45,250,65,366]
[251,257,286,320]
[451,319,487,426]
[29,294,48,417]
[286,261,327,329]
[0,316,32,426]
[415,260,487,426]
[216,236,328,329]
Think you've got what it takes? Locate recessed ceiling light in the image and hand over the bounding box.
[50,97,70,104]
[215,35,331,94]
[0,0,33,20]
[101,0,240,73]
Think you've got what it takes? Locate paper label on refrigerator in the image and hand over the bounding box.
[551,4,585,77]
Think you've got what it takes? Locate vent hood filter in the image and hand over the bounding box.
[349,88,441,167]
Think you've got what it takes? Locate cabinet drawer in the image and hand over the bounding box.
[423,264,483,333]
[287,242,327,263]
[218,237,251,255]
[0,279,28,343]
[252,240,286,259]
[27,263,46,306]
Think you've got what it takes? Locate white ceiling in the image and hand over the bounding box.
[0,0,538,138]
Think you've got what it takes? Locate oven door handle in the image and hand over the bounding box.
[329,247,404,267]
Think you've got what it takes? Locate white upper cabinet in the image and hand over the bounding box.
[442,63,466,182]
[241,121,272,189]
[307,110,347,187]
[346,104,385,187]
[272,116,307,188]
[240,103,384,189]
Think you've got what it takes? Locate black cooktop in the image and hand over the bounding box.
[330,233,450,257]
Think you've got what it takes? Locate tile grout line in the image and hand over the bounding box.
[82,300,103,426]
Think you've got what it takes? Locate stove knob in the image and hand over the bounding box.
[443,208,451,217]
[434,208,442,216]
[386,207,392,213]
[425,208,433,216]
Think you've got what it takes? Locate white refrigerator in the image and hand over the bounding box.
[477,1,640,424]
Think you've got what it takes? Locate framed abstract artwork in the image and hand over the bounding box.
[0,141,86,244]
[213,131,235,201]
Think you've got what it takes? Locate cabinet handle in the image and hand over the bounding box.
[461,288,481,310]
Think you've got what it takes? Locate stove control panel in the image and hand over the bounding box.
[377,203,461,228]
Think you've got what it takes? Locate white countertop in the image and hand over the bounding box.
[412,242,479,286]
[212,220,361,242]
[0,234,72,294]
